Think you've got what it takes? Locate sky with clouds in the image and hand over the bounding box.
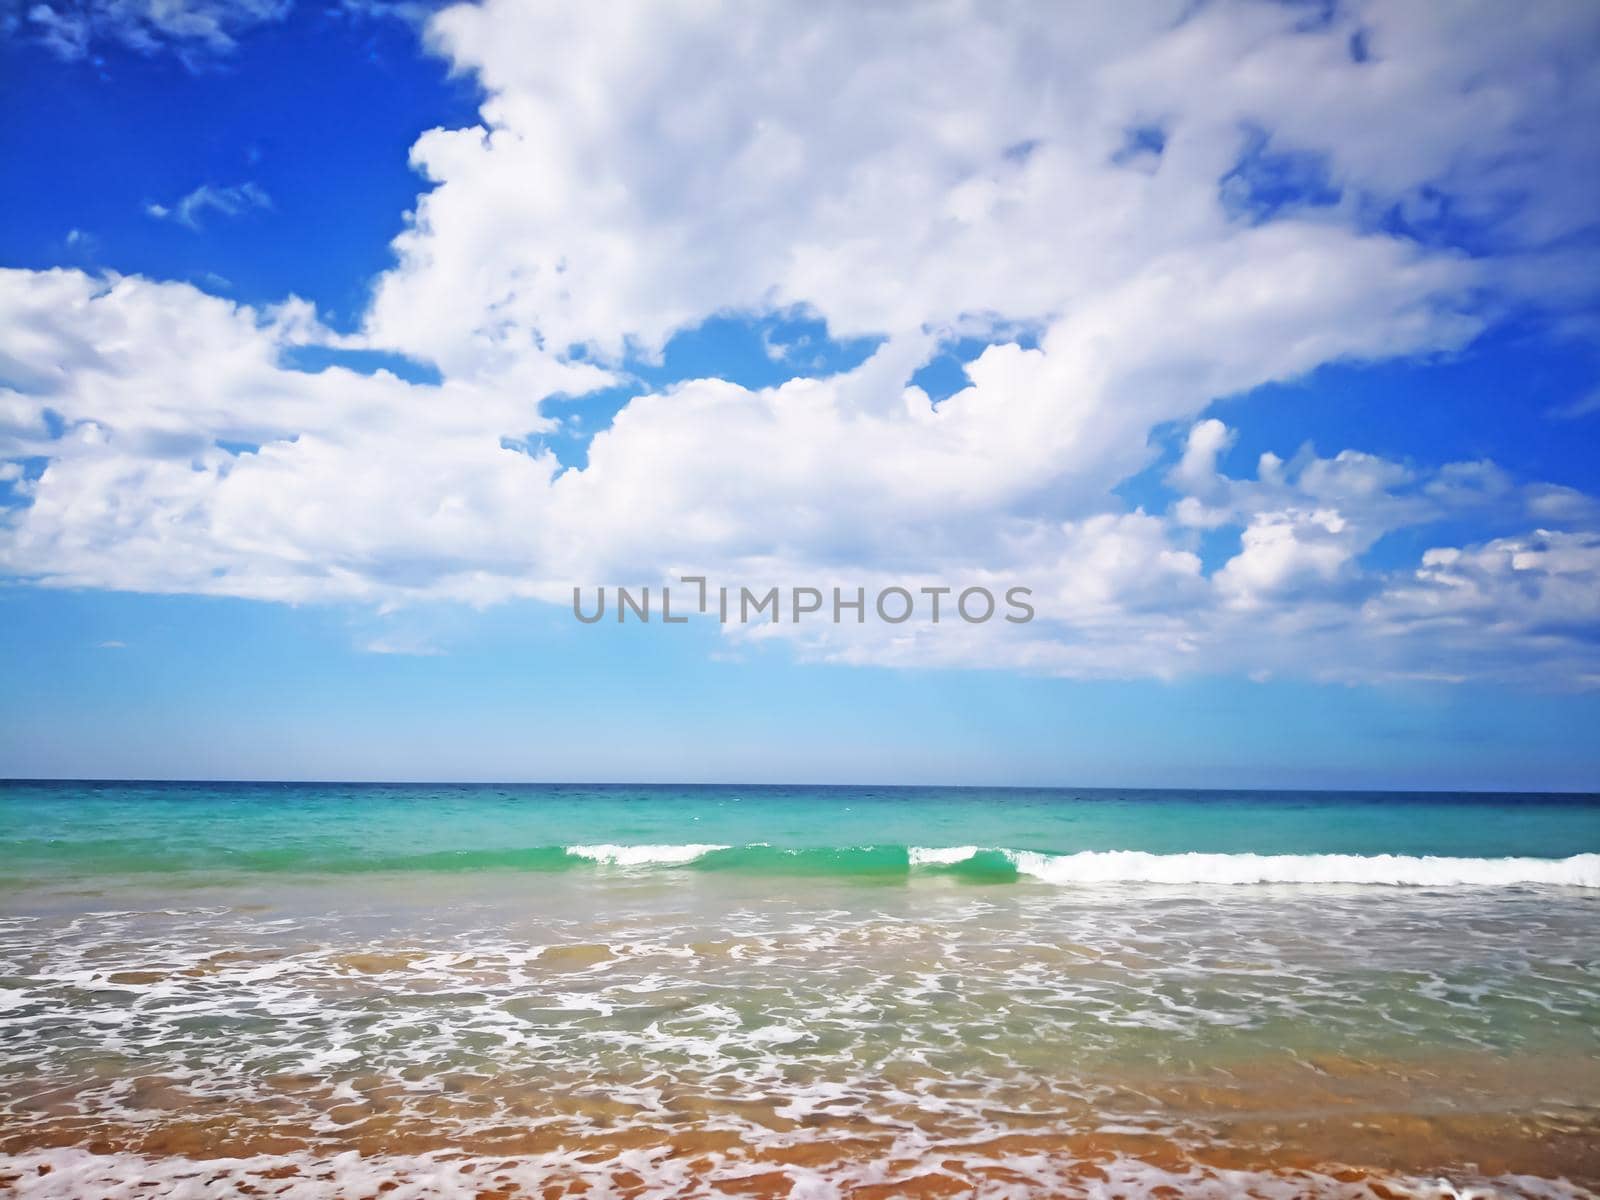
[2,0,1598,786]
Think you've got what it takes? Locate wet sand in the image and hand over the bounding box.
[3,1048,1597,1197]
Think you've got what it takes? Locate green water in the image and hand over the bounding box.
[2,781,1597,881]
[1,782,1597,1195]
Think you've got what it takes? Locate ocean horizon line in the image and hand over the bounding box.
[4,776,1599,798]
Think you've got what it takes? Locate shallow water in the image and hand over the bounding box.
[1,783,1597,1197]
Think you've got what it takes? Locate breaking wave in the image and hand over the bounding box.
[8,836,1597,885]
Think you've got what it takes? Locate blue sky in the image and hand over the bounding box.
[2,1,1598,787]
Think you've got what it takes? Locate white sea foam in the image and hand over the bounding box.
[3,893,1598,1196]
[908,845,983,866]
[1005,849,1600,888]
[564,843,727,866]
[557,843,1600,886]
[1,1148,1590,1200]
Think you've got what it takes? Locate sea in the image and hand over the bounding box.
[0,781,1596,1198]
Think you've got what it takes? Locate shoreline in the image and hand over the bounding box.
[4,1049,1598,1193]
[4,1135,1597,1199]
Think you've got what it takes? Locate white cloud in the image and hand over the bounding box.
[1214,509,1355,611]
[360,0,1596,375]
[146,182,272,230]
[1360,530,1600,688]
[363,636,444,656]
[3,2,1599,688]
[18,0,290,65]
[1549,386,1600,420]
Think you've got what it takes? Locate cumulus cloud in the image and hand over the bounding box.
[362,0,1596,372]
[3,1,1599,688]
[0,269,607,604]
[712,414,1600,687]
[1361,531,1600,688]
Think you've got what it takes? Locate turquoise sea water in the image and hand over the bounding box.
[3,781,1598,882]
[2,782,1598,1197]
